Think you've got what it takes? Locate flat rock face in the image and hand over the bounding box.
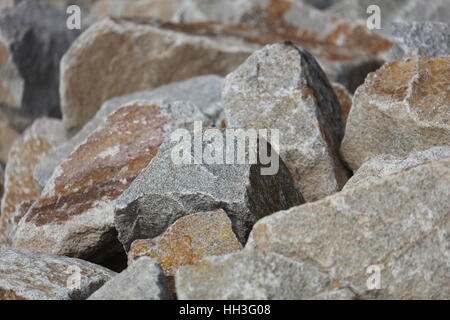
[88,257,173,300]
[223,43,349,201]
[61,18,255,134]
[0,118,66,246]
[0,247,115,300]
[341,56,450,171]
[175,249,331,300]
[344,147,450,189]
[13,100,208,261]
[34,75,224,188]
[385,22,450,62]
[115,128,304,249]
[0,0,84,119]
[128,210,242,279]
[249,158,450,299]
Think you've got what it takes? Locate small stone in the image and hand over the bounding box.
[341,56,450,171]
[0,247,115,300]
[128,210,242,279]
[223,43,349,201]
[88,257,173,300]
[344,146,450,189]
[0,118,66,246]
[175,249,331,300]
[13,100,208,262]
[115,127,303,249]
[249,158,450,299]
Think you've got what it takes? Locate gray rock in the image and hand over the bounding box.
[176,249,331,300]
[385,22,450,62]
[88,257,172,300]
[308,288,355,300]
[114,128,304,249]
[344,146,450,189]
[249,158,450,299]
[0,247,115,300]
[34,75,224,188]
[341,56,450,171]
[223,43,349,202]
[0,0,85,118]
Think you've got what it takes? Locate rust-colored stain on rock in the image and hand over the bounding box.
[26,104,168,226]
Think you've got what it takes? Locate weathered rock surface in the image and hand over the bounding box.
[344,147,450,189]
[385,22,450,62]
[0,0,84,119]
[176,249,331,300]
[115,128,303,249]
[0,105,19,163]
[0,247,115,300]
[249,158,450,299]
[223,43,349,201]
[13,100,208,262]
[307,288,355,300]
[332,82,352,126]
[128,210,242,279]
[92,0,182,20]
[0,118,66,246]
[88,257,172,300]
[61,18,255,134]
[341,56,450,171]
[0,38,23,109]
[35,75,224,187]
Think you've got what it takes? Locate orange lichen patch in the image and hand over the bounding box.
[26,104,168,226]
[128,210,242,277]
[333,84,352,125]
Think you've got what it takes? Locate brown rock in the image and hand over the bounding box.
[0,105,19,163]
[332,82,352,126]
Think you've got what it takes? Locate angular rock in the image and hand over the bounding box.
[88,257,172,300]
[344,146,450,189]
[13,100,208,262]
[176,249,331,300]
[341,56,450,171]
[0,0,84,119]
[0,247,115,300]
[60,18,255,134]
[385,22,450,62]
[223,43,349,201]
[332,82,352,126]
[249,158,450,299]
[0,118,66,246]
[35,75,224,187]
[128,210,242,279]
[115,127,303,249]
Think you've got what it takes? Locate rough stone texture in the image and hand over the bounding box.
[223,43,349,201]
[0,247,115,300]
[92,0,182,20]
[344,147,450,189]
[60,17,256,134]
[176,249,331,300]
[0,37,23,109]
[13,100,208,262]
[341,56,450,171]
[0,0,84,119]
[0,105,19,163]
[332,82,352,126]
[307,288,355,300]
[249,158,450,299]
[35,75,224,188]
[385,22,450,62]
[0,118,66,246]
[88,257,172,300]
[128,210,242,280]
[115,128,304,250]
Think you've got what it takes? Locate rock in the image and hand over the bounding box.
[34,75,224,188]
[223,43,349,201]
[0,247,115,300]
[344,146,450,189]
[0,118,66,246]
[13,100,208,262]
[385,22,450,62]
[176,249,331,300]
[91,0,182,20]
[308,288,355,300]
[0,105,19,163]
[0,164,3,199]
[0,38,23,109]
[0,0,85,119]
[88,257,172,300]
[303,0,342,10]
[128,210,242,280]
[332,82,352,126]
[249,158,450,299]
[60,18,255,135]
[115,127,303,249]
[341,56,450,171]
